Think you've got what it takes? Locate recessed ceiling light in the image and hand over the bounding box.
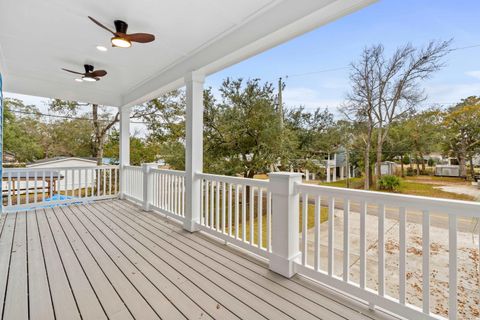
[75,78,83,82]
[96,45,108,52]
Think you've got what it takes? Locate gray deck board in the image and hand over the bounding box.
[0,199,400,320]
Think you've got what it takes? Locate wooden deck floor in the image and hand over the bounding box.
[0,199,399,320]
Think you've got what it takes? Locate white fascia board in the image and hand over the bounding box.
[121,0,377,109]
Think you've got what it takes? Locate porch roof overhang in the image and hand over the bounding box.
[0,0,375,109]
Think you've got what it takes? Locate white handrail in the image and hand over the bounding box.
[296,182,480,217]
[2,165,119,212]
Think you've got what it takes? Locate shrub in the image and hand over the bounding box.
[378,175,401,191]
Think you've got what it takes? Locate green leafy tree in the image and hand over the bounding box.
[204,78,283,178]
[3,99,44,162]
[103,129,159,166]
[442,96,480,178]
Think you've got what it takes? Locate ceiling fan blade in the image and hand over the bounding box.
[125,33,155,43]
[88,16,116,36]
[89,70,107,77]
[62,68,85,75]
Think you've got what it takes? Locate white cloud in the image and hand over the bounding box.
[283,87,345,111]
[465,70,480,80]
[424,82,480,105]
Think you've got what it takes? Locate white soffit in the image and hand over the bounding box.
[0,0,376,107]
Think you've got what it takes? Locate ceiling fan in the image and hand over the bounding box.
[88,16,155,48]
[62,64,107,82]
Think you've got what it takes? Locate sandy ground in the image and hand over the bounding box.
[303,209,480,319]
[435,185,480,200]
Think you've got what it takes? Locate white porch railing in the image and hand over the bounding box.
[149,168,185,220]
[123,165,144,202]
[122,165,186,221]
[5,163,479,319]
[121,168,480,320]
[293,183,480,320]
[2,165,118,212]
[197,173,272,259]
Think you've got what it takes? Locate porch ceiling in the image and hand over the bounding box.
[0,0,375,107]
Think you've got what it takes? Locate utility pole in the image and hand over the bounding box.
[278,77,284,128]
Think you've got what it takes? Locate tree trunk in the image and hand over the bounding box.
[364,126,373,190]
[458,153,467,178]
[92,104,103,165]
[345,151,350,188]
[375,130,383,188]
[415,155,420,175]
[400,155,405,177]
[420,151,425,172]
[469,156,475,180]
[364,142,371,190]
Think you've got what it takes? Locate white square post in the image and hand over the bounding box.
[184,71,205,232]
[268,172,302,277]
[119,106,131,199]
[332,153,337,182]
[326,154,331,183]
[142,163,157,211]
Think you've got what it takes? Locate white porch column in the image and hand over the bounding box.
[269,172,302,277]
[184,71,205,232]
[119,106,131,199]
[305,169,309,181]
[326,154,331,183]
[340,166,344,180]
[332,153,337,182]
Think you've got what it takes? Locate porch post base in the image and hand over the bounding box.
[269,252,301,278]
[183,220,200,233]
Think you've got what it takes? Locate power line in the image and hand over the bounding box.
[282,42,480,79]
[9,109,148,124]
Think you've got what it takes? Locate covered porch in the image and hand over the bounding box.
[1,0,479,319]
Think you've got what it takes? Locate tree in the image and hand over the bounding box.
[283,107,335,168]
[344,40,450,188]
[3,99,45,162]
[204,78,283,178]
[134,90,187,169]
[49,99,121,164]
[442,96,480,178]
[103,129,159,166]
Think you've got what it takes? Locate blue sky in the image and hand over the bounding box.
[206,0,480,114]
[6,0,480,123]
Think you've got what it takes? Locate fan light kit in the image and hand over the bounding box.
[88,16,155,48]
[111,36,131,48]
[62,64,107,82]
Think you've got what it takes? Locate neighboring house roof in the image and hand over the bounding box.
[27,157,98,167]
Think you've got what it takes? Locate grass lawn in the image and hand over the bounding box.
[396,180,475,201]
[318,177,365,189]
[319,177,475,201]
[229,201,328,248]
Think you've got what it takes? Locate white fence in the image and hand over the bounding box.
[6,163,478,319]
[122,165,186,221]
[119,168,480,319]
[197,173,272,259]
[2,166,118,211]
[294,183,480,320]
[123,165,144,202]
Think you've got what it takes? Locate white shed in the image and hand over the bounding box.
[375,161,400,176]
[26,157,98,190]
